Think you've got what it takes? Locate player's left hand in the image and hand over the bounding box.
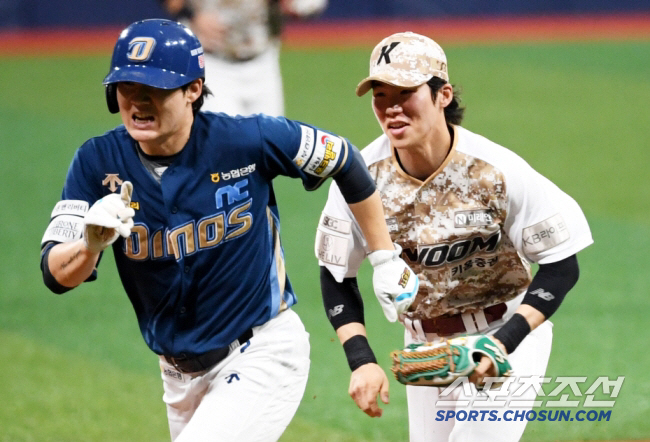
[390,335,513,390]
[469,337,508,388]
[349,363,390,418]
[367,244,419,322]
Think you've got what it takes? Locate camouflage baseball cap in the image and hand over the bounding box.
[356,32,448,97]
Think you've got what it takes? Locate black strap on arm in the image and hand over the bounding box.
[320,266,377,371]
[332,146,376,204]
[494,254,580,354]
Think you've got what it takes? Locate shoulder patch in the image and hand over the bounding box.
[319,213,351,235]
[522,213,570,255]
[294,125,315,168]
[315,230,349,267]
[294,125,345,178]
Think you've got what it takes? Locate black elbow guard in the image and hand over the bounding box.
[521,254,580,319]
[320,266,365,330]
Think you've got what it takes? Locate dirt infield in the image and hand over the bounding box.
[1,13,649,55]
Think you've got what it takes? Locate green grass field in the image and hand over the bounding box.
[1,40,649,441]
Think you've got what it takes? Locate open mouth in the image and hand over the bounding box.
[133,113,155,123]
[387,121,408,135]
[388,122,407,129]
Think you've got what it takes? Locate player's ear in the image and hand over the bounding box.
[185,78,203,104]
[438,83,454,108]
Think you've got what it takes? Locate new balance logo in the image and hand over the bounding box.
[328,304,344,318]
[530,288,555,301]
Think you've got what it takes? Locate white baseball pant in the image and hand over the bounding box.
[159,309,310,442]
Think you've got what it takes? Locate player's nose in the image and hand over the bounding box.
[385,103,403,116]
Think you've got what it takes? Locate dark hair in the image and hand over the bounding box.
[427,76,465,125]
[182,80,213,115]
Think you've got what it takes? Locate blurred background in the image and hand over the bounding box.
[1,1,649,441]
[0,0,649,27]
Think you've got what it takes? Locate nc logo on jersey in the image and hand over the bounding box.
[127,37,156,62]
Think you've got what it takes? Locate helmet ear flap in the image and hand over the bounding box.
[105,84,119,114]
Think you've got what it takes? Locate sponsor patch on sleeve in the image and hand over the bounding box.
[319,213,351,235]
[51,200,89,218]
[315,229,349,267]
[522,213,570,254]
[41,214,85,245]
[301,130,344,178]
[293,125,315,168]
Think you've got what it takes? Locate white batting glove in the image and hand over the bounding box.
[367,244,419,322]
[83,181,135,253]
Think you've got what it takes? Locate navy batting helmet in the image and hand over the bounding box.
[103,19,205,113]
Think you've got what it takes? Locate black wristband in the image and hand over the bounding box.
[493,313,531,355]
[342,335,377,372]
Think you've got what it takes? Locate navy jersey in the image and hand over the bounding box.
[42,112,370,356]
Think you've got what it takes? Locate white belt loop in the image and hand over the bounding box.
[460,313,478,334]
[403,317,419,341]
[473,310,490,331]
[413,319,426,342]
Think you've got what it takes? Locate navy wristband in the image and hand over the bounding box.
[342,335,377,372]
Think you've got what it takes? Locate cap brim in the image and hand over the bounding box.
[103,65,193,89]
[355,75,433,97]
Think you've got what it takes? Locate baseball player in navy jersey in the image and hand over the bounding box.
[39,20,416,442]
[315,32,593,441]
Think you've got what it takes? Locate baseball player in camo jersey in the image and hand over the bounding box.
[160,0,327,116]
[315,32,593,441]
[39,20,416,442]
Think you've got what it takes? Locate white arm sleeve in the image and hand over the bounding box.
[314,181,368,282]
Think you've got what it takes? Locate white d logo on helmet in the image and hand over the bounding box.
[127,37,156,61]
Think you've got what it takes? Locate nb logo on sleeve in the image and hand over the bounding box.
[328,304,344,318]
[529,288,555,301]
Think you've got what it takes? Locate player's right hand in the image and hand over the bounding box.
[349,363,390,418]
[367,244,419,322]
[83,181,135,253]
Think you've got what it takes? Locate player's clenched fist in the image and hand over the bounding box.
[83,181,135,253]
[367,244,418,322]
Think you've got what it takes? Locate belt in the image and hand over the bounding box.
[420,303,507,336]
[164,328,253,373]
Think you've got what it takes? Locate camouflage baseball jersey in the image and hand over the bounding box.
[316,125,593,321]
